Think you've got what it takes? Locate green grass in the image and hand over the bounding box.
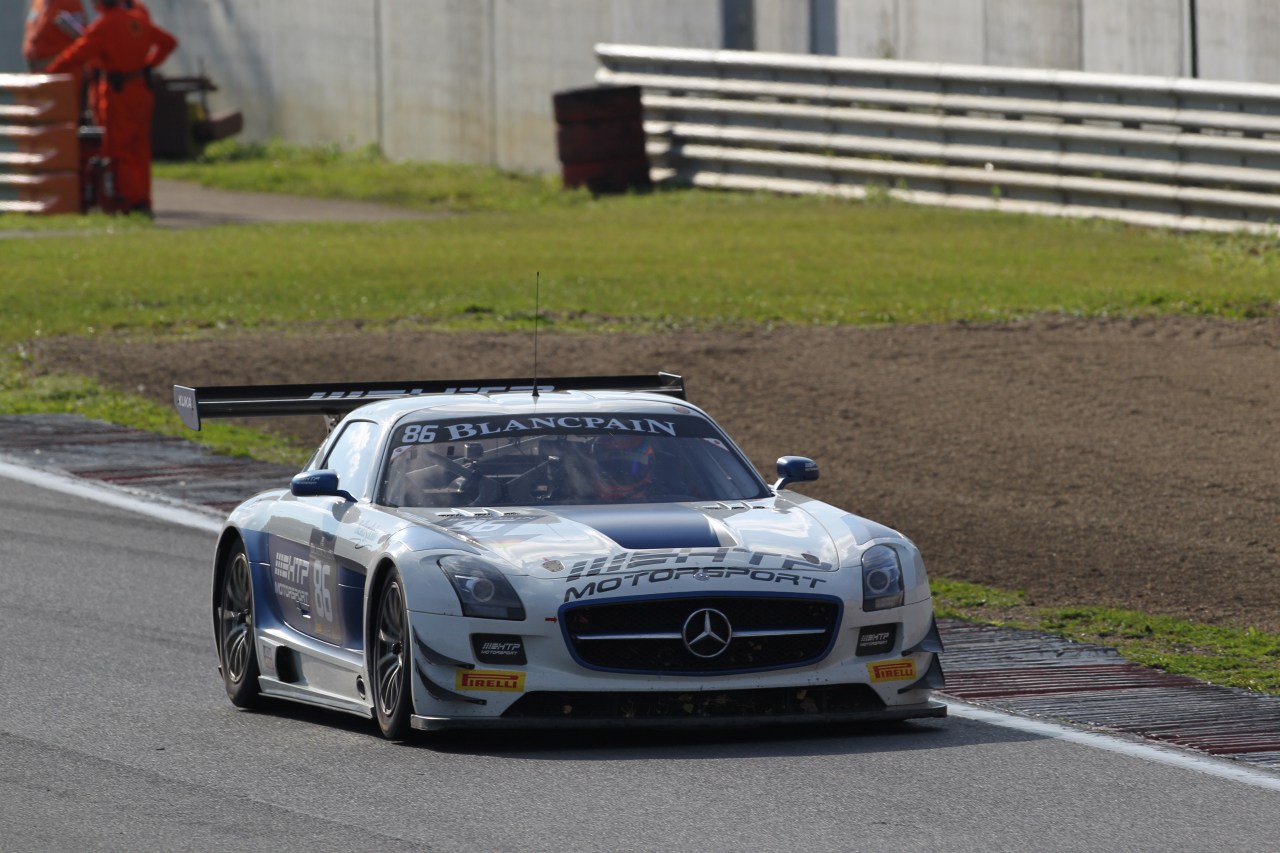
[0,210,154,233]
[4,141,1280,692]
[933,578,1280,694]
[0,142,1274,347]
[3,185,1277,346]
[155,138,584,213]
[0,366,306,465]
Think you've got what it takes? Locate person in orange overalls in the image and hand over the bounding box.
[47,0,177,215]
[22,0,87,71]
[86,0,151,127]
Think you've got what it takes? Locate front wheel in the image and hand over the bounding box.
[217,541,261,708]
[372,567,413,739]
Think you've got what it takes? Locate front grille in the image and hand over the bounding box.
[503,684,884,720]
[562,595,840,674]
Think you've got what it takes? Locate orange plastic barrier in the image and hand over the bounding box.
[0,172,80,214]
[0,74,80,214]
[0,123,79,171]
[0,74,79,124]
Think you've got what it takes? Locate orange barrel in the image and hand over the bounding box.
[552,85,651,194]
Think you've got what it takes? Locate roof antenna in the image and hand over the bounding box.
[532,272,540,399]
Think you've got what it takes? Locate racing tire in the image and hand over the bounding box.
[217,541,261,708]
[372,568,414,740]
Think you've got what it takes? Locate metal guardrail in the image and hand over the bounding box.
[0,73,80,215]
[595,44,1280,234]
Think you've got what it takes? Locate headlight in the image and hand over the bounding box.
[438,556,526,620]
[861,544,904,611]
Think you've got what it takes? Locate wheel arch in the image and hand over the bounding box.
[364,556,402,669]
[211,527,247,639]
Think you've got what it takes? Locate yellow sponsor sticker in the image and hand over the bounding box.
[456,670,526,692]
[868,658,917,682]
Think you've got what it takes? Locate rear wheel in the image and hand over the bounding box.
[372,568,413,739]
[217,541,261,707]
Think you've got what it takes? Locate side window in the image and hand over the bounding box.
[321,420,380,500]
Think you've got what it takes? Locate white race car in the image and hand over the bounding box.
[174,373,945,738]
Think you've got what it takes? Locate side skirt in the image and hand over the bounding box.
[259,677,373,719]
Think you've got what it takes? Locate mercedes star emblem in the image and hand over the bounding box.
[682,608,733,658]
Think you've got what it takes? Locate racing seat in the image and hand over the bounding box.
[383,444,500,507]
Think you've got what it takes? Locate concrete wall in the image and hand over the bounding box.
[985,0,1082,70]
[820,0,1280,82]
[3,1,1280,172]
[755,0,810,53]
[1081,0,1188,76]
[826,0,1181,71]
[2,0,25,72]
[1196,0,1280,83]
[144,0,722,171]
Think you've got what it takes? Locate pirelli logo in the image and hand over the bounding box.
[456,670,526,692]
[868,658,917,683]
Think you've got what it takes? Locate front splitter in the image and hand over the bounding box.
[411,699,947,731]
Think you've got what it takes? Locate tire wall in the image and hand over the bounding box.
[1,0,1278,172]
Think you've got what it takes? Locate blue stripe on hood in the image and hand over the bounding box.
[556,505,721,550]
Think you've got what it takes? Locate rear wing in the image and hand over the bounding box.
[172,372,686,430]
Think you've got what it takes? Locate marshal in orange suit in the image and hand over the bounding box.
[87,0,151,128]
[47,0,177,215]
[22,0,87,71]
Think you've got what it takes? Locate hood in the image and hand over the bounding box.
[416,501,841,578]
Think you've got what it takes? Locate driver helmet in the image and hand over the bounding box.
[592,434,656,500]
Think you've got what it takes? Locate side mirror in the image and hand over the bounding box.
[774,456,819,491]
[291,470,356,502]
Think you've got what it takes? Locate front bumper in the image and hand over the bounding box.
[406,597,946,730]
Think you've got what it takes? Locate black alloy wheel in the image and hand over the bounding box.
[218,542,261,707]
[373,568,413,739]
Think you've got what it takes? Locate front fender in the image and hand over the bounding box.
[370,526,482,618]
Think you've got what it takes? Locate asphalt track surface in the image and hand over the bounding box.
[2,464,1280,852]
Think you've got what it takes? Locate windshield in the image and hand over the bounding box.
[379,412,769,507]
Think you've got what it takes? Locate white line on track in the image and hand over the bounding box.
[947,701,1280,792]
[0,458,223,535]
[4,456,1279,791]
